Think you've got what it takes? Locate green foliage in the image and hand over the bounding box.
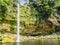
[0,0,17,33]
[0,0,60,35]
[0,34,4,41]
[30,0,56,19]
[20,0,60,35]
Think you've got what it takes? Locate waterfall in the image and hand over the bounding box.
[16,1,20,45]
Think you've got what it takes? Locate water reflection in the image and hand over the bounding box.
[1,39,60,45]
[21,39,60,45]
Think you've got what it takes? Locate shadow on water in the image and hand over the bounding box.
[1,39,60,45]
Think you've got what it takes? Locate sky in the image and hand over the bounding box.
[19,0,29,5]
[19,0,36,5]
[19,0,25,5]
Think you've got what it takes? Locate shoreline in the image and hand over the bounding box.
[1,33,60,43]
[20,34,60,42]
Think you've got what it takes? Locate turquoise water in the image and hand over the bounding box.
[1,39,60,45]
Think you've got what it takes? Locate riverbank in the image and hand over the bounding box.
[20,34,60,42]
[1,33,60,43]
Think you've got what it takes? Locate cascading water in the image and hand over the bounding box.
[16,0,20,45]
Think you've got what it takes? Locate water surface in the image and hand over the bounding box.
[1,39,60,45]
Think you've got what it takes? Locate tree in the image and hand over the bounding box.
[0,0,17,33]
[20,0,60,35]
